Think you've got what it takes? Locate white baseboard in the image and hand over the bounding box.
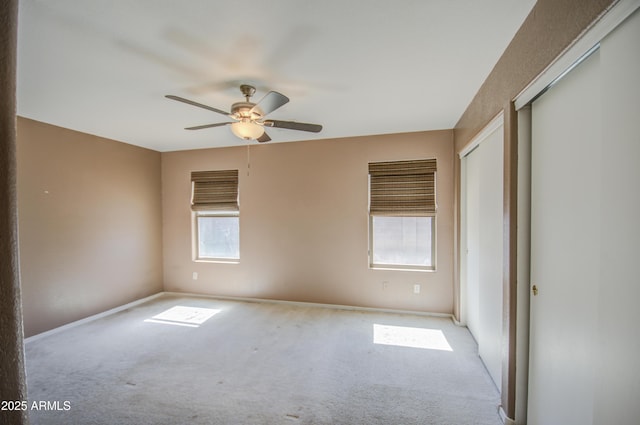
[25,292,164,343]
[499,406,517,425]
[163,291,455,320]
[452,317,465,327]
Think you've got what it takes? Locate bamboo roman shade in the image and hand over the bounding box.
[368,159,436,216]
[190,170,239,211]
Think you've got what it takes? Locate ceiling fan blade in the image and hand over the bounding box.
[185,122,232,130]
[250,91,289,116]
[257,132,271,143]
[264,120,322,133]
[165,95,230,116]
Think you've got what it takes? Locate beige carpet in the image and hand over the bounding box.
[25,294,502,424]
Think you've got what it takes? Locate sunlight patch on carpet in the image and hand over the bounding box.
[144,306,221,328]
[373,324,453,351]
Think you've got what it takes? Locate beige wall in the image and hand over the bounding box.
[17,117,163,337]
[162,130,455,314]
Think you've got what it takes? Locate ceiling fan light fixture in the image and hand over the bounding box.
[166,85,322,143]
[230,119,264,140]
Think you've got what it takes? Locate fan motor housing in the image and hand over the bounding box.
[231,102,262,120]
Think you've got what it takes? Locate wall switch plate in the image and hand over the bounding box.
[414,284,421,294]
[192,272,198,280]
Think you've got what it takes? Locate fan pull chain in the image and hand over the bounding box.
[246,143,251,176]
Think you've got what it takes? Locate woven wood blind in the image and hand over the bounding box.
[368,159,437,216]
[191,170,239,211]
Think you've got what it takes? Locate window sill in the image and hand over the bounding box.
[193,259,240,264]
[370,265,436,273]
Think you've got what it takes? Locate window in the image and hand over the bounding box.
[368,159,436,271]
[371,216,434,268]
[191,170,239,262]
[195,212,239,260]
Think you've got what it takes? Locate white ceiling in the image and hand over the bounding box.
[17,0,536,152]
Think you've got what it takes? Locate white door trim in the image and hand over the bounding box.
[459,111,504,159]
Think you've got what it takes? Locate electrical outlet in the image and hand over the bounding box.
[192,272,198,280]
[382,281,389,290]
[413,284,421,294]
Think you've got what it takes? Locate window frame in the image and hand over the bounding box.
[367,158,437,272]
[192,210,240,263]
[368,214,437,272]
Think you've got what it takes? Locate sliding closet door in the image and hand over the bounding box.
[592,9,640,423]
[528,49,602,425]
[528,9,640,424]
[463,124,503,389]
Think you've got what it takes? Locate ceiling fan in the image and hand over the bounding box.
[166,84,322,143]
